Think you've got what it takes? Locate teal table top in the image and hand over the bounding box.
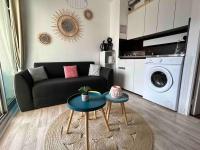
[104,92,129,103]
[67,92,106,112]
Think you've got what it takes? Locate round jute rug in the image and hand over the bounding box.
[44,105,153,150]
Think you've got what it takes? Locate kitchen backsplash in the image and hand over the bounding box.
[119,38,186,56]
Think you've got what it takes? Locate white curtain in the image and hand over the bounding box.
[0,0,24,72]
[9,0,24,71]
[0,0,16,72]
[0,0,24,105]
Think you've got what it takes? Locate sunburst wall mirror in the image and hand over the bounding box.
[52,9,83,42]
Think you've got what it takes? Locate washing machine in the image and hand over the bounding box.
[143,56,184,111]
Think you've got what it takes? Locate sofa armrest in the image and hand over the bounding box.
[100,67,114,88]
[14,70,34,112]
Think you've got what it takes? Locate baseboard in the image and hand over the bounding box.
[0,100,19,138]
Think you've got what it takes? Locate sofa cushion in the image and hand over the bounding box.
[64,65,78,78]
[34,62,94,78]
[28,66,48,82]
[88,64,100,76]
[32,76,108,108]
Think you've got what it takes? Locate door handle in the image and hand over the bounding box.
[118,67,125,70]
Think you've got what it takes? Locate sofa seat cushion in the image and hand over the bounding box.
[32,76,108,108]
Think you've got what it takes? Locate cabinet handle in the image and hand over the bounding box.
[118,67,125,70]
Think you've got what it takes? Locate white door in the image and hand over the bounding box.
[191,77,200,115]
[133,59,145,95]
[127,6,146,39]
[191,56,200,115]
[174,0,192,28]
[144,0,159,35]
[157,0,176,32]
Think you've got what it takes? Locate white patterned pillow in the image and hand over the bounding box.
[28,66,48,82]
[88,64,100,76]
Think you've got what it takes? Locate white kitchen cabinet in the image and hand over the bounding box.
[144,0,159,35]
[133,59,145,95]
[157,0,176,32]
[174,0,192,28]
[117,59,134,92]
[127,6,146,39]
[117,59,145,95]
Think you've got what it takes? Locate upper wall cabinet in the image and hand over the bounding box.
[126,0,192,39]
[144,0,159,35]
[127,6,145,39]
[157,0,176,32]
[174,0,192,28]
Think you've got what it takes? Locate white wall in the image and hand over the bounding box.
[110,0,120,53]
[120,0,128,39]
[120,0,128,26]
[109,0,120,83]
[178,0,200,115]
[21,0,111,68]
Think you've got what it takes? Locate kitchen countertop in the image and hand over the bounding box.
[119,56,146,59]
[119,53,185,59]
[146,53,185,58]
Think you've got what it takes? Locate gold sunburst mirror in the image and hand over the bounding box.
[52,9,83,41]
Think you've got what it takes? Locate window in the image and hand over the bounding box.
[0,0,16,120]
[0,64,7,118]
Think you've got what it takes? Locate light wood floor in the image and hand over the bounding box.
[1,92,200,150]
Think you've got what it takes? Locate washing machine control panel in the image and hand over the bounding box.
[146,58,163,64]
[145,57,183,65]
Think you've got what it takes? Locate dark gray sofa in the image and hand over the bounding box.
[15,62,113,112]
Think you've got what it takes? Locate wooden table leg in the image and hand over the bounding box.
[120,103,124,114]
[85,112,89,150]
[106,102,112,121]
[105,102,109,115]
[101,108,110,131]
[122,103,128,125]
[66,110,74,134]
[94,111,97,119]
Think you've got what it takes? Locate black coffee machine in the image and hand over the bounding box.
[100,37,113,51]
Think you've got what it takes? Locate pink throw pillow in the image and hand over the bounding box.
[64,65,78,78]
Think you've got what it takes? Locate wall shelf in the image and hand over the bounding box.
[100,51,115,69]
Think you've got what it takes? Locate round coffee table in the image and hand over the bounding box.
[104,92,129,125]
[66,91,110,150]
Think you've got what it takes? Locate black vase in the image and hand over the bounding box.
[100,41,109,51]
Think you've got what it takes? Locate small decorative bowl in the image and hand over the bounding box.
[109,85,122,98]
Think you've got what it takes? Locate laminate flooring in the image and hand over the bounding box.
[1,92,200,150]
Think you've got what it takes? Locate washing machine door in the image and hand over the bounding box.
[148,67,173,93]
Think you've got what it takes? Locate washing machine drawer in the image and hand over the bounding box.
[143,91,179,111]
